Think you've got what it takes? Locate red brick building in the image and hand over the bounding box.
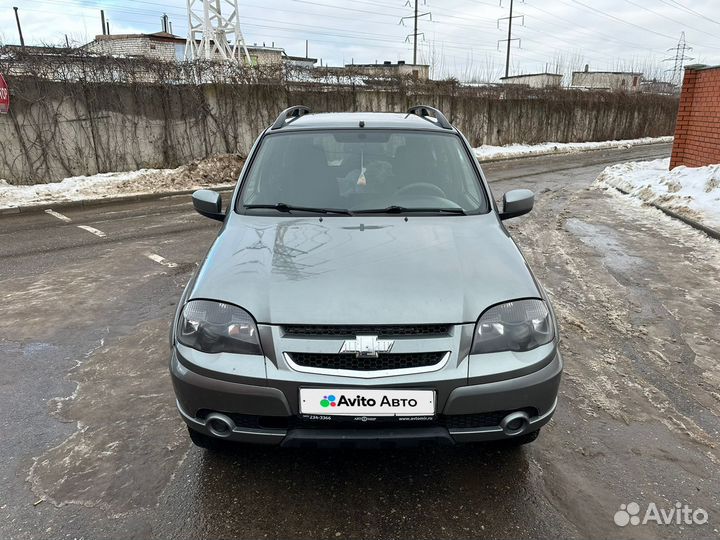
[670,64,720,169]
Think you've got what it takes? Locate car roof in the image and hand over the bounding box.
[274,112,454,132]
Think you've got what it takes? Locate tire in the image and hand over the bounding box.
[502,428,540,447]
[187,426,228,451]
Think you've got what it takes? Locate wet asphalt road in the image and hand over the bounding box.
[1,142,719,539]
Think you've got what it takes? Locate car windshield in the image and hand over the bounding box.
[237,130,488,215]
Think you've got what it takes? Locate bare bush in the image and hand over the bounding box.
[0,48,678,185]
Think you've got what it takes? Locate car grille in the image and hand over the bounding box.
[288,351,447,371]
[282,324,451,338]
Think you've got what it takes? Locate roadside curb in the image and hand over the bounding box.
[0,140,672,215]
[0,186,235,216]
[477,139,673,164]
[611,186,720,241]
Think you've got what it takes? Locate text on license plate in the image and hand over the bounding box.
[299,388,435,416]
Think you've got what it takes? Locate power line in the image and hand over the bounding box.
[567,0,677,41]
[19,0,502,56]
[525,3,671,54]
[658,0,720,27]
[15,2,501,59]
[564,0,720,51]
[621,0,720,41]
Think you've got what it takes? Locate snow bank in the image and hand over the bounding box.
[594,158,720,230]
[474,136,673,161]
[0,154,244,210]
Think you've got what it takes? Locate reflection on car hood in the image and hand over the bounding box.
[189,214,540,324]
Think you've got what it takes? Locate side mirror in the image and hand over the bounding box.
[499,189,534,220]
[192,189,225,221]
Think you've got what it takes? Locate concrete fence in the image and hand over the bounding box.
[0,72,678,185]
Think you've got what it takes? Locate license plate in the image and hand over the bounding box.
[299,388,435,416]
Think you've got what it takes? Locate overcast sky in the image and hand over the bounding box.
[2,0,720,82]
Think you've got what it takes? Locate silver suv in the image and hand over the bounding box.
[170,106,562,449]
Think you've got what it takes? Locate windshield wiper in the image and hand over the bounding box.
[244,203,353,216]
[354,205,466,215]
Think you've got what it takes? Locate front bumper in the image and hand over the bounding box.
[171,346,562,446]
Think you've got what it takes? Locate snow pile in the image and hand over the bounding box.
[594,158,720,230]
[474,136,673,161]
[0,154,244,210]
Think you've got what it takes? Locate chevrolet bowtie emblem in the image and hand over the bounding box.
[340,335,394,358]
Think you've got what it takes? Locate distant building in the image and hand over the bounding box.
[284,55,318,69]
[245,44,284,66]
[346,61,429,80]
[85,34,297,67]
[571,65,641,91]
[85,32,186,62]
[639,79,678,95]
[500,72,562,88]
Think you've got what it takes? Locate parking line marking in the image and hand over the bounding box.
[45,209,72,223]
[76,225,107,238]
[145,253,178,268]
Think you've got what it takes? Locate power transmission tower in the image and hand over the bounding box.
[185,0,251,64]
[663,32,693,86]
[399,0,432,65]
[497,0,524,78]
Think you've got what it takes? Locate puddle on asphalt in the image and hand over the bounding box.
[0,341,59,356]
[564,218,648,279]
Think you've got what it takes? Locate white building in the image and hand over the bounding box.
[85,34,301,68]
[571,66,642,91]
[85,32,186,62]
[284,55,318,69]
[500,73,563,88]
[346,61,430,80]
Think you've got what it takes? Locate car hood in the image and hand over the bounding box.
[189,214,540,325]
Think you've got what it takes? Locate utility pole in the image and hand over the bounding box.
[497,0,524,78]
[399,1,431,65]
[664,32,694,86]
[13,6,25,47]
[504,0,513,78]
[413,0,418,64]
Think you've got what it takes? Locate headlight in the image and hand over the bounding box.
[471,299,554,354]
[177,300,262,355]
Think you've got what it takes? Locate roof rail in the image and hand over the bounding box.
[406,105,452,130]
[271,105,311,130]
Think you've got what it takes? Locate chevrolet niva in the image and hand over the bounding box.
[170,105,562,449]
